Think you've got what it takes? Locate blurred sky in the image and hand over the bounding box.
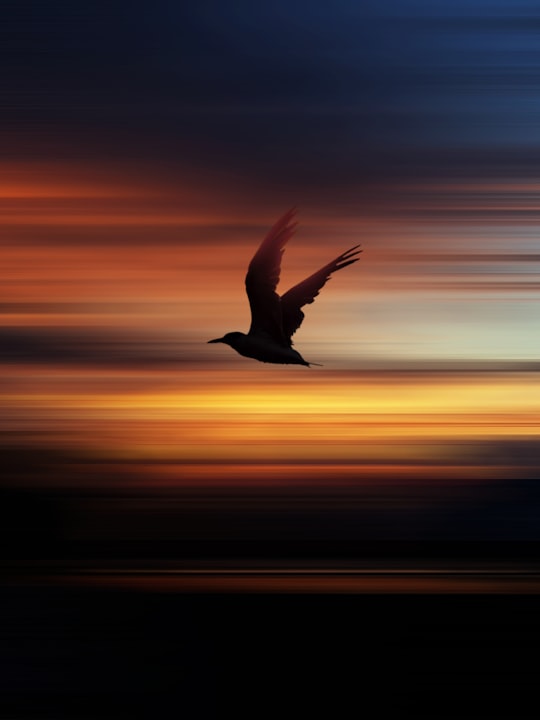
[2,0,540,483]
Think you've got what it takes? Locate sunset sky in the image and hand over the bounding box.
[5,9,540,716]
[3,0,540,493]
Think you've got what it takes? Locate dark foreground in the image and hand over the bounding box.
[2,585,540,718]
[2,477,540,717]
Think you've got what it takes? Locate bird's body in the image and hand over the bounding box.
[208,210,361,366]
[210,330,311,366]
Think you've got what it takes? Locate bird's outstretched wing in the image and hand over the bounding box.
[245,208,297,345]
[280,245,362,341]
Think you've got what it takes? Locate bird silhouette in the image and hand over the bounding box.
[208,209,361,366]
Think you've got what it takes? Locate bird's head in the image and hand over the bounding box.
[207,331,245,348]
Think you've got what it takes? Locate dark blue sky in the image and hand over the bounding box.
[4,0,540,198]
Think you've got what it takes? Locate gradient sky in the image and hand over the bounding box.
[2,1,540,486]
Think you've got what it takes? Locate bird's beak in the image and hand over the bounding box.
[208,337,224,344]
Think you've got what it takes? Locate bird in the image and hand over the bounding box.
[208,209,361,366]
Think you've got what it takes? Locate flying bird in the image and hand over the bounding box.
[208,209,361,366]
